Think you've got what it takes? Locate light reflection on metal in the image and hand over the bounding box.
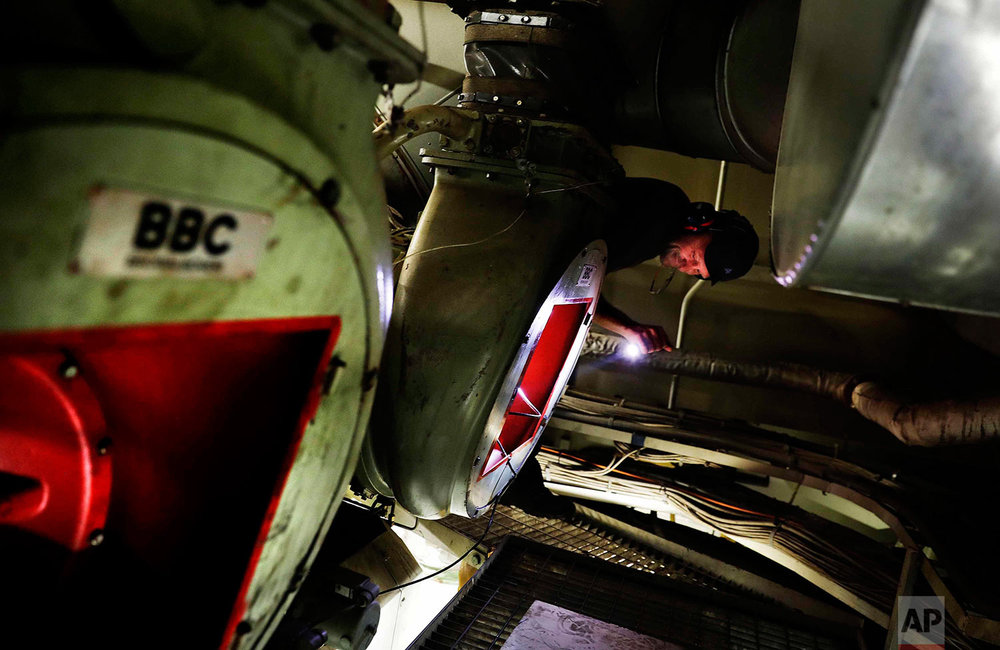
[773,0,1000,315]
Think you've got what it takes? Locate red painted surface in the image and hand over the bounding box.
[218,318,342,650]
[481,300,591,478]
[0,317,340,645]
[0,354,111,550]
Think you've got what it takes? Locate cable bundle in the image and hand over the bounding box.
[536,446,898,613]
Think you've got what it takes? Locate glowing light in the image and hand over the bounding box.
[624,343,642,360]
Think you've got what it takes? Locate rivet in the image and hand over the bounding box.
[498,14,508,21]
[96,437,112,456]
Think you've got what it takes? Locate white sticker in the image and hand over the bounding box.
[77,187,273,280]
[577,264,597,287]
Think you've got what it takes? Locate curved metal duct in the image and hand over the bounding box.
[361,110,620,518]
[772,0,1000,316]
[609,0,800,171]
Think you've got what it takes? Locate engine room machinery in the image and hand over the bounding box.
[0,1,420,647]
[358,0,800,518]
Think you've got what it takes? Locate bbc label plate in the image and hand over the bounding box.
[78,187,273,280]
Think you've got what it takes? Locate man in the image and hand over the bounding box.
[593,177,760,353]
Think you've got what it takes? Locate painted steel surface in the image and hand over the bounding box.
[466,245,604,517]
[773,0,1000,315]
[0,1,421,647]
[366,163,611,519]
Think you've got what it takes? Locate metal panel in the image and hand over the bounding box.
[772,0,1000,315]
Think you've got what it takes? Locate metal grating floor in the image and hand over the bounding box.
[440,505,745,594]
[408,536,854,650]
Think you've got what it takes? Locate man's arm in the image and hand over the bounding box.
[593,296,673,353]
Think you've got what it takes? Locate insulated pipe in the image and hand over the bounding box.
[583,332,1000,446]
[583,332,860,404]
[373,105,480,160]
[852,383,1000,447]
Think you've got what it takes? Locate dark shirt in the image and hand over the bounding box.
[603,177,691,272]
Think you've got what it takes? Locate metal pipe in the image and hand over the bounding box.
[667,160,727,408]
[852,383,1000,446]
[585,330,1000,447]
[585,332,860,404]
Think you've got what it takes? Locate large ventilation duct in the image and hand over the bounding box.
[0,2,420,648]
[609,0,800,171]
[772,0,1000,315]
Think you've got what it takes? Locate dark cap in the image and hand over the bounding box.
[704,210,759,284]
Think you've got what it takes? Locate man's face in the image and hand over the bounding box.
[660,232,712,279]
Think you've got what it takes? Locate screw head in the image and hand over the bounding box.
[498,14,508,21]
[88,529,105,547]
[521,15,531,23]
[96,437,112,456]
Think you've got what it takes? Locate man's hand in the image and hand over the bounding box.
[621,323,673,354]
[593,296,673,354]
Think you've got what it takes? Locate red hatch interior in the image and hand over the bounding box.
[480,300,590,479]
[0,317,339,645]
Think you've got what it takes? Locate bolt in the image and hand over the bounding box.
[475,456,482,465]
[96,437,112,456]
[485,172,493,180]
[498,14,508,21]
[521,15,531,23]
[516,100,523,106]
[302,628,328,649]
[88,529,105,547]
[516,118,526,126]
[493,95,500,102]
[60,362,79,379]
[485,114,496,123]
[309,23,340,52]
[318,178,341,210]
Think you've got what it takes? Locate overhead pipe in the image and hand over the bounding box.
[851,383,1000,447]
[584,332,860,403]
[581,332,1000,446]
[667,160,727,409]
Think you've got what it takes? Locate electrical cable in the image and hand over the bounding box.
[379,498,498,596]
[392,207,528,267]
[381,461,520,596]
[534,444,898,608]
